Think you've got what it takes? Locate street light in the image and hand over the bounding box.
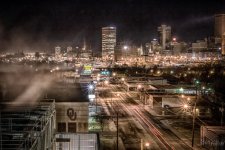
[184,104,188,109]
[138,84,142,89]
[104,80,109,85]
[191,79,200,147]
[179,87,184,93]
[123,45,128,61]
[145,142,150,150]
[88,84,94,90]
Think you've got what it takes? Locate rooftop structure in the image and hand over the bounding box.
[0,99,56,150]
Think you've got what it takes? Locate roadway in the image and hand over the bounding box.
[98,83,193,150]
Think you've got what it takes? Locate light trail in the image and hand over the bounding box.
[120,101,174,150]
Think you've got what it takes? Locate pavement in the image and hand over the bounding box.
[144,105,206,150]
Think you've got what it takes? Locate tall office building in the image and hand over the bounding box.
[158,25,171,50]
[214,14,225,55]
[102,27,116,59]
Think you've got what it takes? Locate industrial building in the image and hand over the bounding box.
[0,100,56,150]
[201,126,225,150]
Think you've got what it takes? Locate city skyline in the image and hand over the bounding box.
[0,0,225,52]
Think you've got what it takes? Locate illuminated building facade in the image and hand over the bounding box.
[215,14,225,38]
[214,14,225,55]
[67,46,73,53]
[158,25,171,50]
[114,42,139,62]
[223,33,225,55]
[102,26,116,59]
[55,46,61,56]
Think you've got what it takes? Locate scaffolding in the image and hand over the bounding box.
[55,133,99,150]
[0,99,56,150]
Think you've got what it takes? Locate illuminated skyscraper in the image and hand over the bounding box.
[102,27,116,59]
[214,14,225,55]
[158,25,171,50]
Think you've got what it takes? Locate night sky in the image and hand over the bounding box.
[0,0,224,52]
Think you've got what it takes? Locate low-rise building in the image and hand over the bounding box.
[46,83,89,133]
[201,126,225,149]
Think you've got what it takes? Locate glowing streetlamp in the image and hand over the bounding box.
[138,84,142,88]
[145,142,150,150]
[88,84,94,91]
[123,45,128,50]
[121,78,125,81]
[113,73,116,76]
[184,104,188,109]
[123,45,128,60]
[138,84,142,89]
[104,80,109,85]
[179,87,184,93]
[172,37,177,42]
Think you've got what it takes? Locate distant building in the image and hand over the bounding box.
[137,45,144,56]
[114,42,138,62]
[171,41,188,55]
[149,39,162,54]
[214,14,225,55]
[145,43,151,54]
[67,46,73,53]
[102,26,116,59]
[192,40,207,52]
[215,14,225,38]
[158,25,171,50]
[55,46,61,56]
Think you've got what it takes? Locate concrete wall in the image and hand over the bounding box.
[56,102,89,133]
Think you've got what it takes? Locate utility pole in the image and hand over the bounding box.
[220,102,224,126]
[116,112,119,150]
[95,90,98,114]
[191,86,198,147]
[141,139,143,150]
